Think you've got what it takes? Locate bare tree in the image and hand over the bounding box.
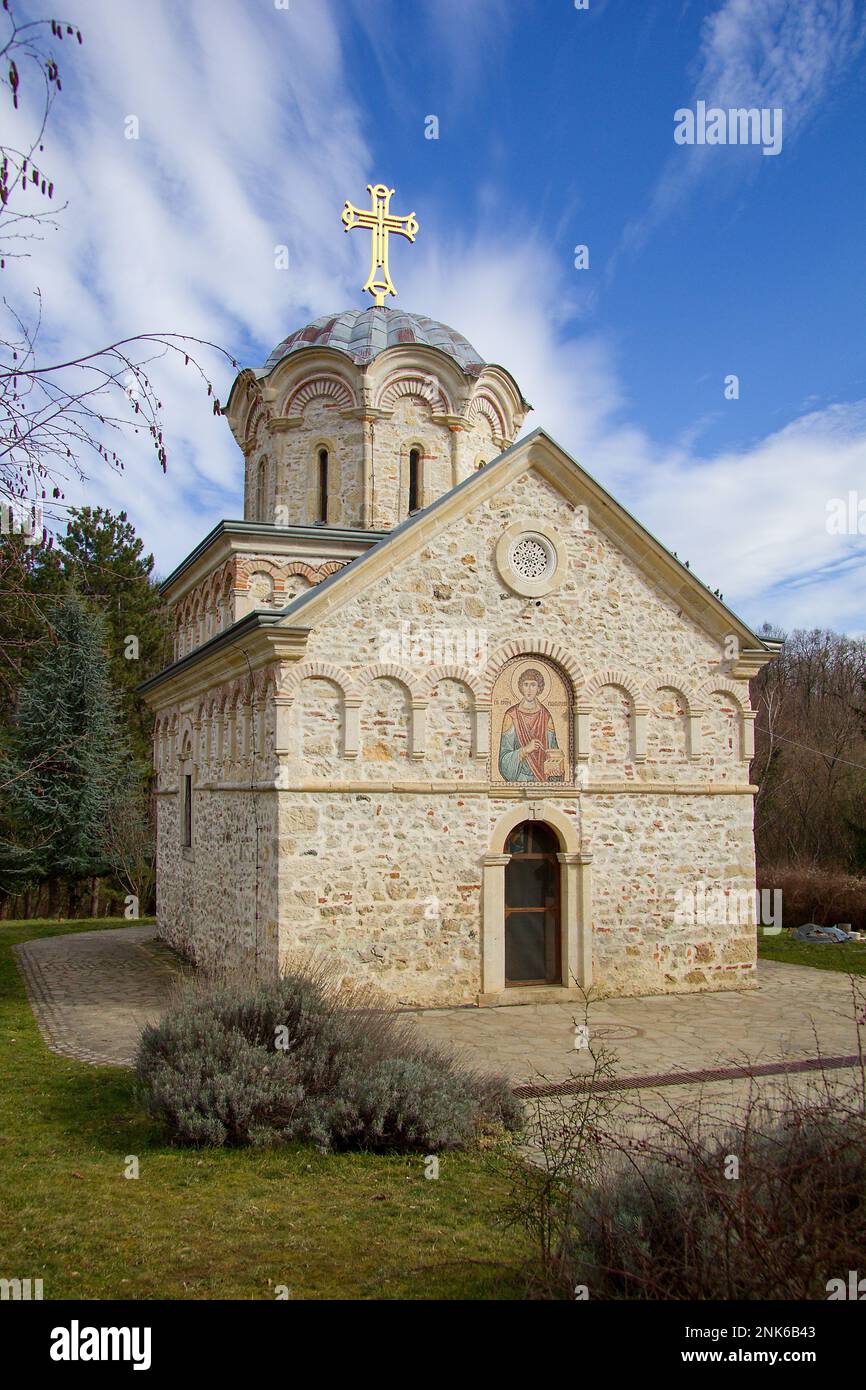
[0,1,236,521]
[752,628,866,870]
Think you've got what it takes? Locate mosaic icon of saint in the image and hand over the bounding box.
[497,667,564,782]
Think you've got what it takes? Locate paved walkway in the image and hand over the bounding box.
[13,927,865,1101]
[13,925,184,1066]
[406,962,865,1089]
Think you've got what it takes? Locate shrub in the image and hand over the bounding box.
[138,1011,304,1147]
[136,963,523,1152]
[759,862,866,934]
[559,1099,866,1300]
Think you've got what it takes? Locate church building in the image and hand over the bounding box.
[141,184,778,1007]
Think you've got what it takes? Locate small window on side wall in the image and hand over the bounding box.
[256,457,269,522]
[182,773,192,848]
[408,448,421,514]
[317,448,329,524]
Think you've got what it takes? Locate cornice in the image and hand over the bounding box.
[159,520,389,599]
[139,613,311,708]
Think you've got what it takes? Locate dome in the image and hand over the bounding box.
[264,307,486,376]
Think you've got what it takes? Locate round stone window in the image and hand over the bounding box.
[508,532,556,583]
[495,520,567,597]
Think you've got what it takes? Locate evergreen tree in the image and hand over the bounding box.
[0,534,63,722]
[0,592,135,894]
[57,507,172,771]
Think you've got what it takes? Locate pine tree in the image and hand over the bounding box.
[0,592,135,897]
[58,507,172,772]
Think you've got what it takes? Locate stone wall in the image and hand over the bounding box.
[156,781,280,977]
[152,451,762,1005]
[269,788,755,1006]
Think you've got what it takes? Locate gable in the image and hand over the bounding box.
[297,461,748,696]
[277,428,773,674]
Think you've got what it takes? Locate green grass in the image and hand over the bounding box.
[0,918,527,1300]
[758,929,866,975]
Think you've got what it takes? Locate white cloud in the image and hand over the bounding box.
[1,0,862,635]
[619,0,866,257]
[2,0,374,564]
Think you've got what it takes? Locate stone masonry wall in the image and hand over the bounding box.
[273,789,756,1006]
[154,457,761,1005]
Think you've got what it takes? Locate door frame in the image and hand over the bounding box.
[480,801,592,1005]
[504,821,562,986]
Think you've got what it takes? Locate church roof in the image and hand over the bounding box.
[263,307,486,376]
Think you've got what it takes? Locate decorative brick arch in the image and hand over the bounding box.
[224,676,249,709]
[214,684,233,717]
[641,673,704,762]
[423,665,486,758]
[480,640,582,702]
[257,666,278,699]
[276,661,361,761]
[282,661,362,703]
[282,559,345,586]
[696,678,749,713]
[356,662,427,702]
[376,372,451,415]
[250,669,270,701]
[467,391,506,441]
[421,664,485,702]
[242,399,270,454]
[641,673,701,714]
[356,663,427,760]
[285,375,356,416]
[582,667,644,707]
[178,716,195,765]
[215,559,234,592]
[284,561,318,583]
[696,680,754,764]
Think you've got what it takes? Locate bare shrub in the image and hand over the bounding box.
[566,1095,866,1300]
[759,862,866,934]
[503,983,866,1299]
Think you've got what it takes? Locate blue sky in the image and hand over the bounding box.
[5,0,866,633]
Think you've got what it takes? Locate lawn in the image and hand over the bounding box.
[0,918,527,1300]
[758,929,866,976]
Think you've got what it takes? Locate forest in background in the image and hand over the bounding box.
[0,510,170,917]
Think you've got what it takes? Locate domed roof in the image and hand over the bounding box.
[264,307,486,376]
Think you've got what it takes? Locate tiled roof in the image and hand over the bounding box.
[264,307,486,375]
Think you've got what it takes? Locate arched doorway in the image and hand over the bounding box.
[504,820,561,985]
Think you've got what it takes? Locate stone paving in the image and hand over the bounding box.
[405,959,865,1089]
[13,925,185,1067]
[13,926,865,1107]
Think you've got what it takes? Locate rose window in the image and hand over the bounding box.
[508,533,555,581]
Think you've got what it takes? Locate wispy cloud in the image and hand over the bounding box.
[1,0,863,635]
[618,0,866,258]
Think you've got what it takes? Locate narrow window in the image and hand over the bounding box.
[317,448,329,523]
[408,448,421,514]
[182,773,192,848]
[256,457,268,522]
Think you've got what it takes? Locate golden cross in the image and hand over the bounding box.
[341,183,419,307]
